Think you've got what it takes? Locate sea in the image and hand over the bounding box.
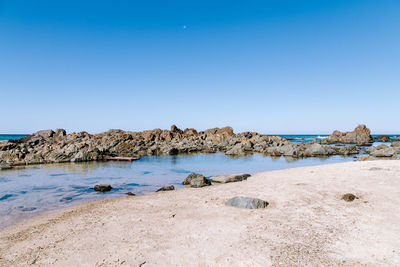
[0,133,398,229]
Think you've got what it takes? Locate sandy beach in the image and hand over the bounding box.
[1,160,400,266]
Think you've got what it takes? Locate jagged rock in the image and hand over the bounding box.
[93,184,112,192]
[322,125,373,146]
[36,129,54,139]
[156,185,175,192]
[209,174,251,183]
[226,196,269,209]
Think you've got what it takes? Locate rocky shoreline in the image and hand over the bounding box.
[0,124,399,169]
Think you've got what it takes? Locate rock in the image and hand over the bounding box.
[371,147,396,157]
[156,185,175,192]
[209,174,251,183]
[93,184,112,192]
[225,196,269,209]
[182,173,205,185]
[125,192,136,196]
[391,141,400,148]
[341,193,358,202]
[182,173,211,188]
[356,155,377,161]
[35,129,55,139]
[374,135,392,142]
[0,161,11,170]
[322,125,373,146]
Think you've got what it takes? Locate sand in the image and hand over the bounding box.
[1,160,400,266]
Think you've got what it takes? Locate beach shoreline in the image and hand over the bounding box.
[1,160,400,266]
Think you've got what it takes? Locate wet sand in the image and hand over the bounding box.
[1,160,400,266]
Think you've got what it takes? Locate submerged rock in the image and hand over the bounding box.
[209,174,251,184]
[226,196,269,209]
[125,192,136,196]
[93,184,112,192]
[156,185,175,192]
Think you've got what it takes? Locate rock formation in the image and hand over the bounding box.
[321,124,373,146]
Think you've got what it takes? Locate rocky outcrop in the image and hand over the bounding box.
[0,125,368,167]
[321,125,373,146]
[209,174,251,184]
[225,196,269,209]
[373,135,392,142]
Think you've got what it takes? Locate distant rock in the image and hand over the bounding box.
[209,174,251,184]
[93,184,112,192]
[156,185,175,192]
[125,192,136,196]
[226,196,269,209]
[321,125,373,146]
[341,193,358,202]
[374,135,392,142]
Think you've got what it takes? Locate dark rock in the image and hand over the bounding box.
[125,192,136,196]
[93,184,112,192]
[209,174,251,183]
[226,196,269,209]
[341,193,358,202]
[182,173,205,185]
[156,185,175,192]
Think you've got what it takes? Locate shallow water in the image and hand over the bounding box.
[0,153,355,229]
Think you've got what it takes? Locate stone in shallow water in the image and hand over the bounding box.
[209,174,251,184]
[226,196,269,209]
[182,173,211,188]
[156,185,175,192]
[93,184,112,192]
[125,192,136,196]
[341,193,358,202]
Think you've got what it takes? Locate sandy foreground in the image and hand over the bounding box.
[1,161,400,266]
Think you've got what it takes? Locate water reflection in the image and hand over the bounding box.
[0,153,354,229]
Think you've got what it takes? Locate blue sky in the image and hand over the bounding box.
[1,0,399,134]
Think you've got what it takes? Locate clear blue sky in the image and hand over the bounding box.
[1,0,399,134]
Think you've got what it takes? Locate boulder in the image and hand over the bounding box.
[35,129,54,139]
[156,185,175,192]
[321,125,373,146]
[182,173,211,188]
[209,174,251,184]
[182,173,205,185]
[0,161,11,170]
[392,141,400,148]
[93,184,112,192]
[225,196,269,209]
[371,147,396,157]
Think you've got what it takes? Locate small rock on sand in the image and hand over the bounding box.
[209,174,251,183]
[182,173,211,188]
[156,185,175,192]
[93,184,112,192]
[341,193,358,202]
[226,196,269,209]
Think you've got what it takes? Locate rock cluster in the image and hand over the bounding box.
[0,125,370,168]
[321,124,373,146]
